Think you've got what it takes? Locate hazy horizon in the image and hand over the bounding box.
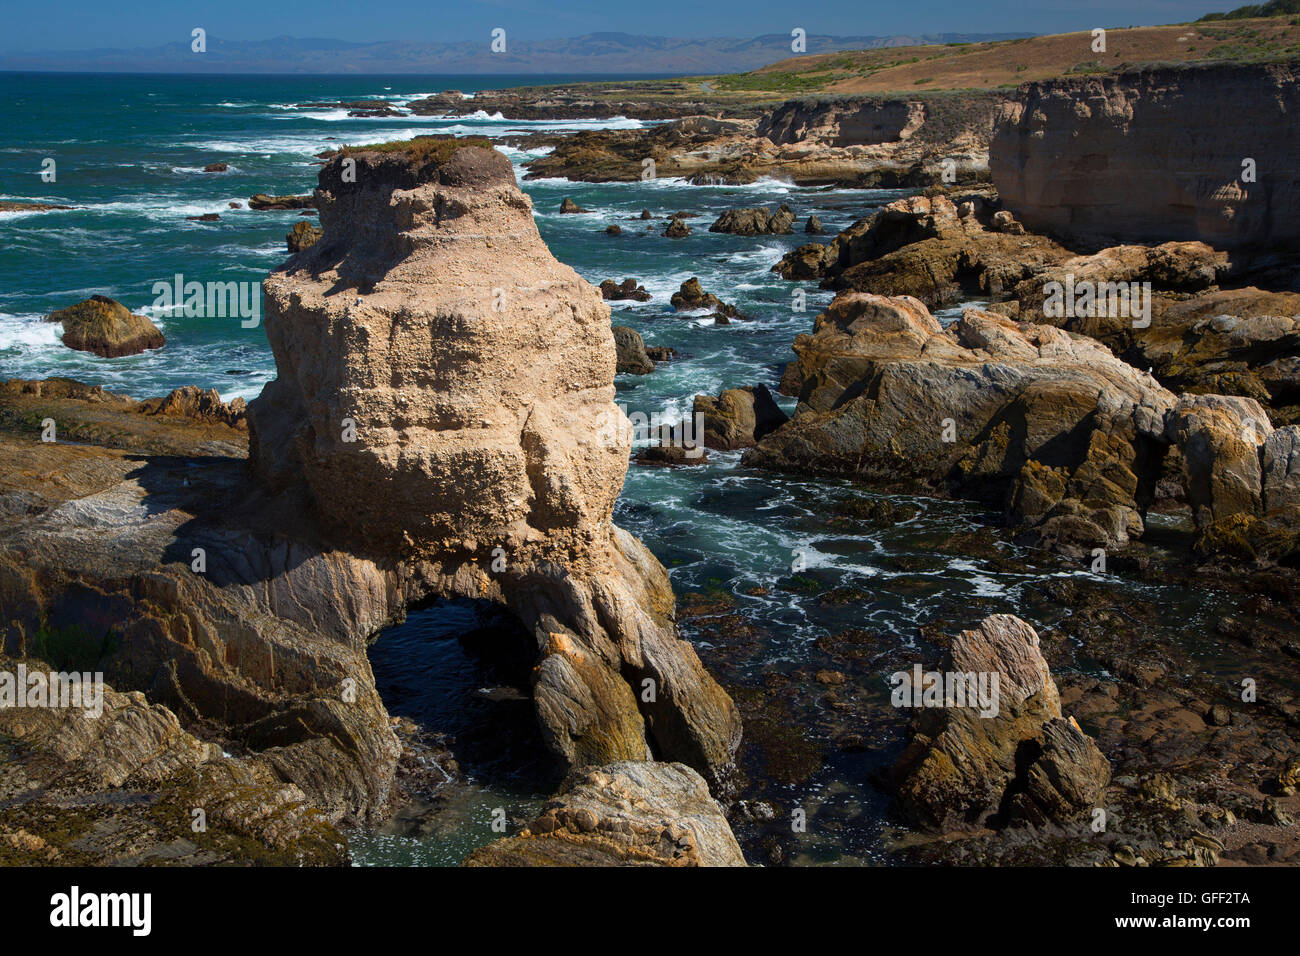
[1,0,1235,54]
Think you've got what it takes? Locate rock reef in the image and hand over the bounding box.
[746,293,1300,560]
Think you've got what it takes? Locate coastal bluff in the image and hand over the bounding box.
[991,61,1300,250]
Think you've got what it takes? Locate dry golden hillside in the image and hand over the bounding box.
[728,16,1300,94]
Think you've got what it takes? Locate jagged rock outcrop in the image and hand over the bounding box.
[599,278,651,302]
[991,62,1300,250]
[746,294,1173,552]
[44,296,164,358]
[0,383,402,829]
[664,216,691,238]
[1015,284,1300,423]
[613,325,655,375]
[772,193,1071,308]
[693,385,788,450]
[670,277,745,321]
[889,614,1109,830]
[746,292,1300,560]
[287,219,323,253]
[247,140,740,787]
[709,204,795,236]
[1167,395,1300,559]
[464,761,745,866]
[0,657,348,865]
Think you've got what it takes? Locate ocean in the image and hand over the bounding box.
[0,71,1243,866]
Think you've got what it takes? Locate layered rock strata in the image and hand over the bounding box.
[889,614,1110,830]
[991,62,1300,250]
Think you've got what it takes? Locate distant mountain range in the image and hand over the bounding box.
[0,31,1037,75]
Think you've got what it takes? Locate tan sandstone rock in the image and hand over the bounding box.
[247,139,740,786]
[45,296,165,358]
[991,62,1300,250]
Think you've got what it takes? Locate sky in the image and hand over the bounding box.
[0,0,1236,52]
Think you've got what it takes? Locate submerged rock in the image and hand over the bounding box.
[465,762,745,866]
[44,295,164,358]
[559,197,588,213]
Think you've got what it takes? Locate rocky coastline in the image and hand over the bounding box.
[0,140,743,864]
[4,51,1300,869]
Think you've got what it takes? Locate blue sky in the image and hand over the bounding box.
[1,0,1234,51]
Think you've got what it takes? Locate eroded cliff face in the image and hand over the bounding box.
[991,62,1300,250]
[248,141,740,786]
[758,98,929,147]
[755,92,1003,182]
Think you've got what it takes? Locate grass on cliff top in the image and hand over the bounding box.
[519,14,1300,104]
[737,15,1300,94]
[340,136,495,162]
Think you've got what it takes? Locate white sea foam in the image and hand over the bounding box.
[0,312,61,350]
[72,197,247,221]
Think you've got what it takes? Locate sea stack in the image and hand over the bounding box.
[248,138,741,785]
